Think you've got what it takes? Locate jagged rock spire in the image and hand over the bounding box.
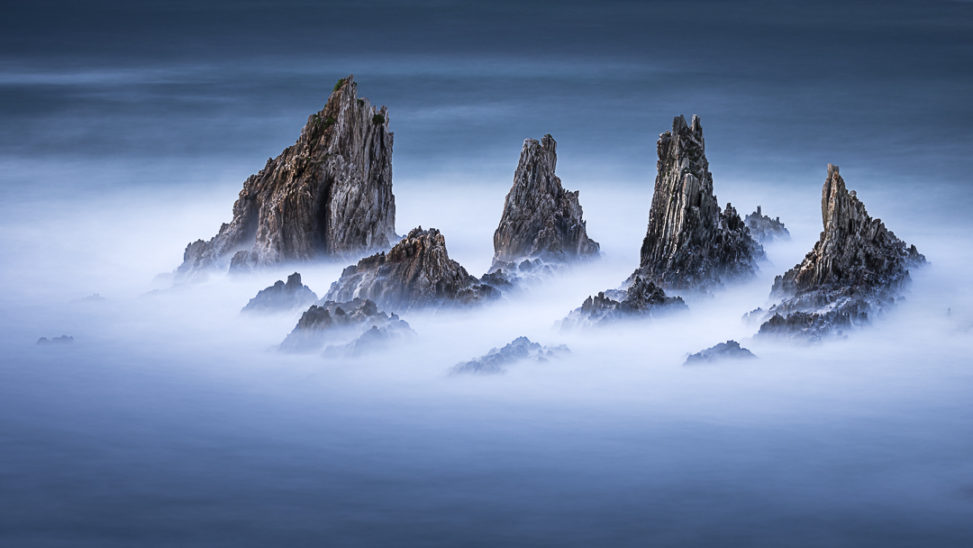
[633,115,763,290]
[178,75,396,275]
[492,134,599,266]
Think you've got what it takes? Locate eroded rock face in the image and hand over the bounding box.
[759,164,926,339]
[745,206,790,242]
[684,340,756,365]
[324,227,498,311]
[241,272,318,313]
[178,75,396,275]
[451,336,569,375]
[633,115,763,290]
[562,275,687,327]
[492,135,599,267]
[279,298,411,352]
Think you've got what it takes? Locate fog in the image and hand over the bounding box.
[2,152,973,545]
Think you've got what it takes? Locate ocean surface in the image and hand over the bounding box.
[2,1,972,546]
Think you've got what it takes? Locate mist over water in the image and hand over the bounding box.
[3,1,973,546]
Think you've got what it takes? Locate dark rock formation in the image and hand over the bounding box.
[241,272,318,313]
[759,164,926,339]
[492,135,599,267]
[452,336,569,375]
[37,335,74,345]
[324,227,499,311]
[562,275,687,327]
[633,115,763,290]
[279,298,411,352]
[324,324,415,358]
[684,340,756,365]
[745,206,790,242]
[178,75,396,274]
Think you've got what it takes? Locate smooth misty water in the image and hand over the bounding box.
[2,1,973,546]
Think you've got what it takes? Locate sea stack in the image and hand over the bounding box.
[492,135,599,268]
[745,206,790,242]
[759,164,925,338]
[633,115,763,290]
[178,75,396,275]
[324,227,498,311]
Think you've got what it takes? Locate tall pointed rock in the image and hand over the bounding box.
[760,164,925,338]
[178,75,396,274]
[492,135,599,267]
[633,115,762,290]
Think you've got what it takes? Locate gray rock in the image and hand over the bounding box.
[633,115,764,290]
[324,323,415,358]
[759,164,926,339]
[279,298,411,353]
[178,75,396,275]
[562,275,687,327]
[324,227,499,311]
[744,206,790,242]
[452,336,569,375]
[37,335,73,345]
[241,272,318,313]
[684,340,756,365]
[492,135,599,268]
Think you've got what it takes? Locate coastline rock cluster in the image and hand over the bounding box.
[242,272,317,313]
[452,336,569,375]
[324,227,498,311]
[179,75,396,275]
[745,206,790,242]
[633,115,763,290]
[492,135,599,270]
[759,165,925,339]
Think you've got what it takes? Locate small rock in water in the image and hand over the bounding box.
[744,205,790,242]
[325,324,415,358]
[37,335,74,346]
[242,272,318,313]
[684,340,756,365]
[562,276,687,327]
[452,337,569,375]
[324,227,498,311]
[280,298,412,353]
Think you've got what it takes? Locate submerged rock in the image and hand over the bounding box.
[178,75,396,275]
[684,340,756,364]
[452,336,569,375]
[492,135,599,267]
[324,227,499,311]
[745,206,790,242]
[562,275,687,327]
[279,298,411,353]
[325,323,415,358]
[759,164,926,339]
[36,335,74,345]
[241,272,318,313]
[633,115,763,290]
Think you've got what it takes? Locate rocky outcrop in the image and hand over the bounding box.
[758,164,926,339]
[37,335,74,345]
[178,75,396,275]
[241,272,318,313]
[633,115,763,290]
[279,298,411,353]
[451,337,569,375]
[745,206,790,242]
[324,227,499,311]
[684,340,756,364]
[492,135,599,268]
[324,323,415,358]
[562,275,687,327]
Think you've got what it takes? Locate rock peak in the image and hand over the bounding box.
[178,76,396,275]
[492,134,599,266]
[634,115,762,290]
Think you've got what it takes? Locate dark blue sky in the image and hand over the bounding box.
[1,0,971,210]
